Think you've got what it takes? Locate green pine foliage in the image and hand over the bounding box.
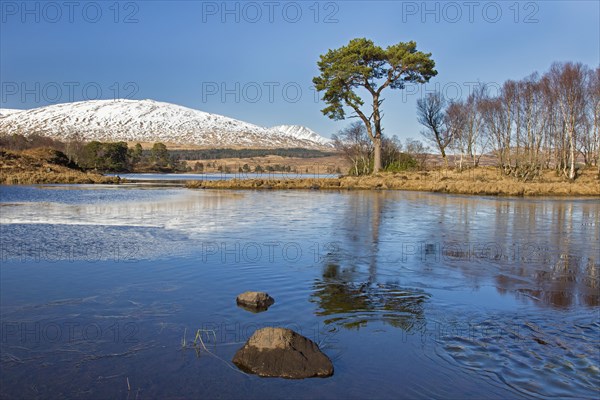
[313,38,437,172]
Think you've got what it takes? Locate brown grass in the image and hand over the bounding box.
[0,148,120,185]
[185,167,600,197]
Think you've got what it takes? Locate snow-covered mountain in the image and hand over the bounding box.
[0,99,333,149]
[0,109,24,117]
[269,125,332,146]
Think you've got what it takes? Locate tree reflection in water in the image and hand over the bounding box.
[502,253,600,308]
[310,192,430,332]
[311,268,430,331]
[490,200,600,308]
[309,191,599,326]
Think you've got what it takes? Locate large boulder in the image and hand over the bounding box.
[232,327,334,378]
[236,291,275,312]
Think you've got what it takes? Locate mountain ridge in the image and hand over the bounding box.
[0,99,333,149]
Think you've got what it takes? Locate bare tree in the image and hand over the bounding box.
[332,121,373,176]
[404,138,430,170]
[547,62,589,180]
[500,80,519,171]
[450,84,488,169]
[513,73,545,178]
[417,92,453,167]
[480,96,509,170]
[472,61,596,181]
[539,74,560,170]
[381,135,403,169]
[587,67,600,174]
[446,100,467,169]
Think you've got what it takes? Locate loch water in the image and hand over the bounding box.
[1,184,598,399]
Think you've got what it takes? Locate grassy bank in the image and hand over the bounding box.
[0,148,121,185]
[185,167,600,197]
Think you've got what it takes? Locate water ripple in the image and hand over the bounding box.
[432,311,600,398]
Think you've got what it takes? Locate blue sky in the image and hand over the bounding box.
[1,0,599,141]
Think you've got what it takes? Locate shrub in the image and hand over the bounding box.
[384,153,418,172]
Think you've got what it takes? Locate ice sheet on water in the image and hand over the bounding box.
[0,186,213,260]
[0,223,190,262]
[0,185,329,261]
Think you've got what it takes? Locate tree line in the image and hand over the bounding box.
[0,134,341,174]
[0,134,186,172]
[171,148,336,160]
[77,141,187,172]
[418,62,599,180]
[313,38,598,180]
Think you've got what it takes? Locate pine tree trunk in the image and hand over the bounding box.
[373,137,382,173]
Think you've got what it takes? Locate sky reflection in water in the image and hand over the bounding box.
[0,185,598,399]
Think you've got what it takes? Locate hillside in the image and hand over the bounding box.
[0,99,333,149]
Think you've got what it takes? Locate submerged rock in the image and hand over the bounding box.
[236,291,275,312]
[232,327,334,378]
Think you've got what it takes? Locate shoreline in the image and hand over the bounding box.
[0,148,121,185]
[0,172,121,185]
[1,153,598,197]
[184,168,600,197]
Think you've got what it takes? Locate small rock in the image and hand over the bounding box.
[236,291,275,312]
[232,327,334,378]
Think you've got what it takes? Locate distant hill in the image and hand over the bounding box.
[0,99,333,149]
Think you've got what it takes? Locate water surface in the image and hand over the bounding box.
[1,185,598,399]
[110,172,338,181]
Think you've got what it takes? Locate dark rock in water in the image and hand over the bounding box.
[236,291,275,312]
[232,327,334,379]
